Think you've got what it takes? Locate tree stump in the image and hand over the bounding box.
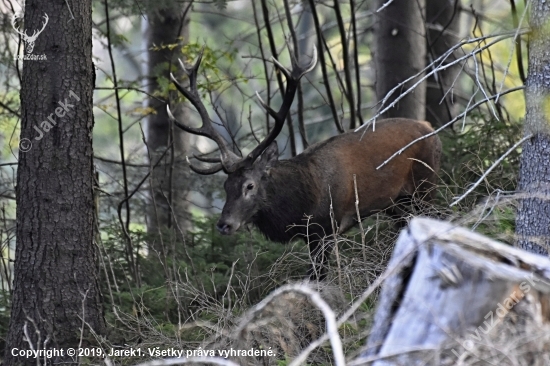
[358,218,550,365]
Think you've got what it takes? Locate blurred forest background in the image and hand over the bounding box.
[0,0,533,364]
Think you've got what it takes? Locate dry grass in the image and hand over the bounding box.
[95,197,430,365]
[85,169,550,365]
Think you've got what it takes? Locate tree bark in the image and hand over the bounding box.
[360,218,550,365]
[425,0,460,127]
[515,0,550,256]
[374,0,427,120]
[5,0,104,365]
[143,6,190,246]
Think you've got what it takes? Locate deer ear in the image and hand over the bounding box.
[256,142,279,170]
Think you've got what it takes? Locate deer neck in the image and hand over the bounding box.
[252,161,317,243]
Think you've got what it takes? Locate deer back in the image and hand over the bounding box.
[251,118,441,242]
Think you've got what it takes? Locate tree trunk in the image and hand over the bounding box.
[374,0,427,120]
[4,1,104,365]
[425,0,460,127]
[515,0,550,256]
[143,6,190,248]
[360,218,550,365]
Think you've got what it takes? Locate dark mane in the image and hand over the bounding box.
[252,160,320,243]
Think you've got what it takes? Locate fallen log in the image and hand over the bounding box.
[357,217,550,365]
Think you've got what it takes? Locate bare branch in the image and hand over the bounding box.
[375,86,524,170]
[356,31,528,131]
[236,283,345,366]
[450,133,533,207]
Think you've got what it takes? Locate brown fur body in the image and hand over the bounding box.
[217,118,441,279]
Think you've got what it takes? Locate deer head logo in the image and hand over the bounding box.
[12,13,49,54]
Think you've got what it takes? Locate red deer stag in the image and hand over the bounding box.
[167,49,442,280]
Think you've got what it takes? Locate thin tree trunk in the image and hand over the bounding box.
[374,0,427,120]
[515,0,550,256]
[425,0,460,127]
[5,0,104,364]
[143,6,190,248]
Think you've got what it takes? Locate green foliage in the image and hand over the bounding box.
[441,112,522,200]
[438,110,523,241]
[149,42,242,104]
[100,215,297,339]
[473,205,516,241]
[441,112,523,205]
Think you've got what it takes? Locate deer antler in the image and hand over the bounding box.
[233,46,318,172]
[168,46,317,175]
[167,48,241,174]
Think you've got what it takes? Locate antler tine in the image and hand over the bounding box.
[271,57,291,80]
[166,103,203,137]
[255,91,277,120]
[180,47,204,72]
[193,154,221,163]
[177,47,204,89]
[185,156,223,175]
[256,45,317,120]
[271,45,318,82]
[296,45,318,77]
[228,47,318,172]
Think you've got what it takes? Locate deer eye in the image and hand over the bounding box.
[246,183,254,191]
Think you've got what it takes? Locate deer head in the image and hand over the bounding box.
[12,13,49,54]
[167,48,317,234]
